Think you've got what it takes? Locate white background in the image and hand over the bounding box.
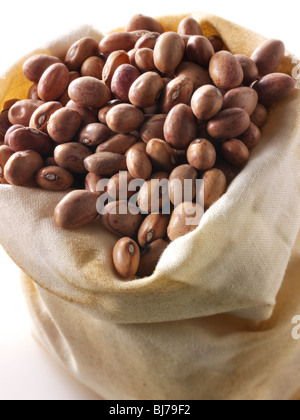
[0,0,299,401]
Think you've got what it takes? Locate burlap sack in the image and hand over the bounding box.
[1,12,300,400]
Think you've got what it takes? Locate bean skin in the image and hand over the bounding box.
[113,237,140,279]
[35,166,74,191]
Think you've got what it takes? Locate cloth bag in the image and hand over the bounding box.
[0,12,300,400]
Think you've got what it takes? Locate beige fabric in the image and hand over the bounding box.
[0,12,300,399]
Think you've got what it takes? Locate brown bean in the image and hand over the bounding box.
[28,84,40,100]
[140,114,166,143]
[4,125,24,146]
[54,143,92,173]
[138,213,169,248]
[98,100,122,124]
[111,64,140,102]
[251,39,285,77]
[9,127,53,155]
[102,50,130,88]
[223,87,258,115]
[84,152,127,175]
[187,139,216,171]
[85,173,105,196]
[154,32,185,74]
[8,99,44,126]
[101,201,143,237]
[252,73,295,105]
[176,61,212,91]
[66,100,97,126]
[48,108,82,144]
[126,146,152,180]
[81,56,105,79]
[97,134,137,154]
[135,32,160,49]
[68,76,111,108]
[107,171,135,200]
[113,237,140,279]
[160,75,193,114]
[35,166,74,191]
[57,71,81,106]
[38,63,69,101]
[186,36,214,68]
[191,85,223,120]
[137,239,168,277]
[0,145,15,184]
[238,122,261,150]
[250,103,268,128]
[23,54,62,83]
[137,172,169,214]
[168,164,197,206]
[178,16,202,36]
[209,51,244,90]
[135,48,155,72]
[126,14,164,33]
[235,54,259,85]
[100,32,138,56]
[129,72,163,108]
[146,138,177,173]
[29,101,63,132]
[106,104,144,133]
[222,139,250,166]
[164,104,197,150]
[207,108,250,140]
[78,123,111,147]
[65,37,100,71]
[208,35,224,53]
[167,202,204,241]
[0,109,12,137]
[201,168,227,210]
[4,150,43,186]
[54,190,98,229]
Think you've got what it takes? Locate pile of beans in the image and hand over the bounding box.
[0,14,296,279]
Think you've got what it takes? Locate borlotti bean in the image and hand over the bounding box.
[35,166,74,191]
[9,127,53,155]
[96,133,137,154]
[48,108,82,143]
[29,101,63,132]
[23,54,62,83]
[209,51,244,90]
[113,237,140,279]
[201,168,227,210]
[1,14,295,279]
[138,213,169,248]
[38,63,70,101]
[187,139,216,171]
[160,75,193,114]
[177,17,203,36]
[8,99,44,126]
